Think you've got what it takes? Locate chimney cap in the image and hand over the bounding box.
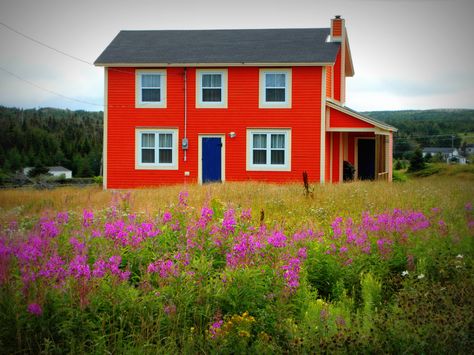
[335,15,341,19]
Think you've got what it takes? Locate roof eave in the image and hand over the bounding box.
[344,33,355,77]
[93,61,336,67]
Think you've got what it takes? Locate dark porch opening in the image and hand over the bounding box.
[358,139,375,180]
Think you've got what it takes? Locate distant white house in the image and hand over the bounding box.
[23,166,73,179]
[422,147,466,164]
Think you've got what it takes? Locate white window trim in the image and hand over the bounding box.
[246,129,291,171]
[135,69,167,108]
[135,128,178,170]
[196,69,228,108]
[259,68,292,108]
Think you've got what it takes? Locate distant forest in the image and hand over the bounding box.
[0,106,102,177]
[0,106,473,177]
[365,109,474,159]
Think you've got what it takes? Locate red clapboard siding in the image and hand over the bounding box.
[329,107,374,128]
[106,66,324,188]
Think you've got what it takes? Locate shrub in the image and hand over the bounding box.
[408,148,425,172]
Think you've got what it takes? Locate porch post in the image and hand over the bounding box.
[388,132,393,181]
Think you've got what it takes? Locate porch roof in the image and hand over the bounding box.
[326,100,397,133]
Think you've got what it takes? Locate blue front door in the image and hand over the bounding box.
[202,137,222,183]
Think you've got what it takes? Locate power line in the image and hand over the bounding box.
[0,65,104,107]
[394,133,474,141]
[0,21,93,65]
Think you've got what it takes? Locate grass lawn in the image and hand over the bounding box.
[0,175,473,353]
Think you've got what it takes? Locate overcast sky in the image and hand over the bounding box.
[0,0,473,111]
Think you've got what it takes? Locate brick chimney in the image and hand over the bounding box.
[330,15,344,42]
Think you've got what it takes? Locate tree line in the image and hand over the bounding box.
[1,106,473,178]
[0,106,102,178]
[365,109,474,159]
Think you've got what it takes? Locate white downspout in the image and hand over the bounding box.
[184,67,187,162]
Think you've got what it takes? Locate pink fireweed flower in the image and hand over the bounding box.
[222,209,236,235]
[331,217,344,239]
[82,210,94,228]
[27,303,42,316]
[240,208,252,221]
[107,255,122,274]
[267,230,287,248]
[376,238,393,256]
[297,247,308,259]
[178,191,189,207]
[16,236,44,264]
[431,207,441,215]
[56,211,69,224]
[468,220,474,230]
[281,257,302,291]
[226,233,264,268]
[40,219,59,238]
[438,220,448,235]
[69,237,86,253]
[38,255,66,283]
[339,246,348,253]
[198,207,214,228]
[465,202,473,211]
[162,211,172,223]
[163,303,177,316]
[209,319,224,339]
[92,259,107,278]
[69,255,91,280]
[147,259,178,278]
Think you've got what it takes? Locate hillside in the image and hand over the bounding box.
[364,109,474,158]
[0,106,103,177]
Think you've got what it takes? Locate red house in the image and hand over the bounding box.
[95,16,396,189]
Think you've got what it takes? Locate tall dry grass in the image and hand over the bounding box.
[1,176,472,228]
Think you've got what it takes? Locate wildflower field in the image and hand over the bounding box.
[0,176,473,353]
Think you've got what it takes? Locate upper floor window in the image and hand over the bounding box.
[196,69,228,108]
[136,129,178,170]
[136,70,167,108]
[246,129,291,171]
[259,69,292,108]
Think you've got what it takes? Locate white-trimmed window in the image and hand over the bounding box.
[259,69,292,108]
[136,70,166,108]
[196,69,228,108]
[247,129,291,171]
[136,129,178,169]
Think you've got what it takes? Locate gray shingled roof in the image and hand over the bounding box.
[422,148,456,154]
[48,166,72,172]
[94,28,340,65]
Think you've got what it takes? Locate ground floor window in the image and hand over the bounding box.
[247,129,291,171]
[136,129,178,169]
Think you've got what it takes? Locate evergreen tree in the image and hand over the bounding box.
[408,148,426,172]
[394,159,403,170]
[424,152,432,163]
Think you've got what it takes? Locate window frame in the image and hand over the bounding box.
[136,69,167,108]
[246,129,291,171]
[259,69,292,108]
[196,69,228,108]
[135,128,178,170]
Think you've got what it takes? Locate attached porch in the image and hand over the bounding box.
[325,100,397,183]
